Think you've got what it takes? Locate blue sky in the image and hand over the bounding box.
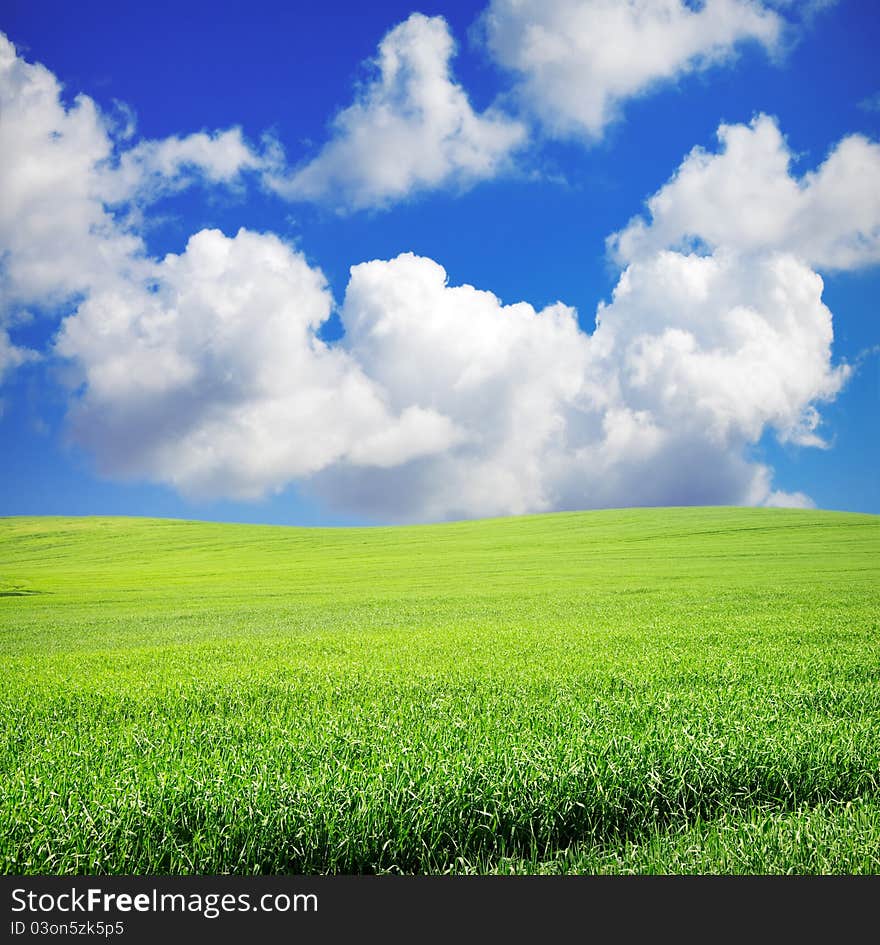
[0,0,877,525]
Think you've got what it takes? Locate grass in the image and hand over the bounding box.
[0,506,878,874]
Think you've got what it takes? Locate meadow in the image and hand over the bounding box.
[1,507,878,874]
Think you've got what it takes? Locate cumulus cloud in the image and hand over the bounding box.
[57,231,847,521]
[0,33,144,310]
[0,30,861,520]
[50,229,854,521]
[300,114,860,519]
[334,252,597,517]
[0,28,277,408]
[764,488,815,509]
[482,0,783,139]
[56,229,459,498]
[0,32,267,319]
[58,241,845,520]
[0,327,37,383]
[610,114,880,270]
[267,13,527,210]
[99,127,267,206]
[598,250,847,446]
[300,248,845,520]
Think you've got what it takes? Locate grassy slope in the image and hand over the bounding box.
[1,507,878,874]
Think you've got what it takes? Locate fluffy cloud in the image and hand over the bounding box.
[596,250,847,447]
[100,128,267,206]
[0,32,266,319]
[0,327,36,384]
[0,26,279,418]
[335,253,597,517]
[311,130,855,518]
[1,30,859,521]
[482,0,782,138]
[56,230,459,498]
[0,33,144,310]
[611,114,880,270]
[267,13,527,210]
[58,240,842,519]
[302,248,843,519]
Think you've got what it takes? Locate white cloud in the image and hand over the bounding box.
[302,248,845,520]
[50,218,852,522]
[611,114,880,270]
[598,250,847,446]
[56,230,459,499]
[0,31,268,388]
[267,13,527,211]
[0,30,860,521]
[482,0,782,139]
[0,327,37,383]
[335,252,597,517]
[0,33,144,309]
[0,33,266,309]
[764,488,815,509]
[100,127,267,206]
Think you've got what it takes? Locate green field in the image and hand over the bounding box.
[1,507,878,874]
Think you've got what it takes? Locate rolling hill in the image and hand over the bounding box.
[2,507,878,873]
